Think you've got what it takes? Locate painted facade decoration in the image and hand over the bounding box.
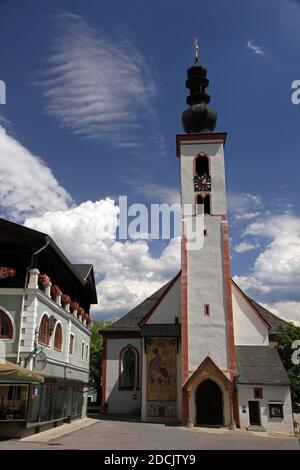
[146,338,177,418]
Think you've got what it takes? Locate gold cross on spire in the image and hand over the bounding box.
[194,37,199,64]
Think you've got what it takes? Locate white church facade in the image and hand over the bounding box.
[101,53,294,435]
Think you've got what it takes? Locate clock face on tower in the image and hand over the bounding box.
[194,175,211,192]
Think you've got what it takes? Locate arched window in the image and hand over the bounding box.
[0,309,13,339]
[86,344,89,361]
[204,194,211,214]
[54,323,63,351]
[81,342,85,359]
[119,346,138,390]
[38,314,50,345]
[195,155,209,177]
[196,194,203,215]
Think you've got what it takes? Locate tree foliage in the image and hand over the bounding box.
[276,323,300,413]
[89,319,114,403]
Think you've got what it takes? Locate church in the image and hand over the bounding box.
[101,47,295,435]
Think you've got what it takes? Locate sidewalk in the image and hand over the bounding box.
[18,416,298,445]
[183,424,297,440]
[0,417,298,450]
[20,417,97,443]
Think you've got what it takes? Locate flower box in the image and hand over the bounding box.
[0,267,17,279]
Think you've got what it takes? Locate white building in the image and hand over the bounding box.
[0,219,97,438]
[101,55,295,435]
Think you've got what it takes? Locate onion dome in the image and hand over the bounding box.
[182,41,217,134]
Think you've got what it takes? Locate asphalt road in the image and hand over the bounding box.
[0,416,299,450]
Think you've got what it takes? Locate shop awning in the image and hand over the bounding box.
[43,376,91,387]
[0,361,44,383]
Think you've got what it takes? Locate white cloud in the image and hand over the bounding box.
[247,40,268,57]
[24,198,119,266]
[135,183,180,205]
[36,13,165,154]
[261,301,300,326]
[96,237,180,318]
[227,191,262,223]
[24,199,181,318]
[227,191,262,211]
[234,241,260,253]
[0,118,178,319]
[0,125,72,221]
[2,124,299,321]
[234,215,300,309]
[235,212,261,221]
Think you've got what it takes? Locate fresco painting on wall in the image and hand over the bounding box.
[147,338,177,401]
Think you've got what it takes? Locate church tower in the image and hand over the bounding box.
[178,41,236,427]
[101,41,294,435]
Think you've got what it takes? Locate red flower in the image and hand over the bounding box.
[51,285,62,295]
[0,267,17,279]
[38,273,51,283]
[62,294,71,303]
[70,301,79,311]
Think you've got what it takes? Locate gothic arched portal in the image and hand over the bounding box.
[195,379,224,426]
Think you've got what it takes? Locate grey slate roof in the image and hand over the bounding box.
[103,277,177,331]
[104,272,289,335]
[235,346,289,385]
[247,298,288,335]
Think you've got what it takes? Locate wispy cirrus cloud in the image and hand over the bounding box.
[246,40,268,58]
[35,13,166,155]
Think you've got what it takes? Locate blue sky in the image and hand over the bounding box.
[1,0,300,322]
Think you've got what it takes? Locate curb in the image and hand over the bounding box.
[20,418,97,443]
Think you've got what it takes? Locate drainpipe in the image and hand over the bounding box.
[17,238,50,365]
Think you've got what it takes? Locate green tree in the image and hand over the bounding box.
[276,323,300,413]
[89,319,114,404]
